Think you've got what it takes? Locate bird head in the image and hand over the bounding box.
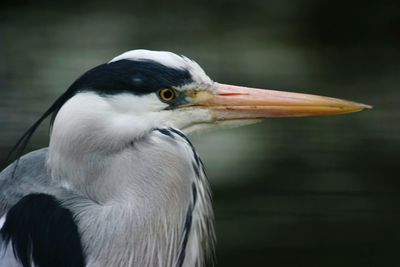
[48,49,370,152]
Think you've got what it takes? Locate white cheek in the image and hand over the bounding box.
[106,93,172,138]
[50,92,169,153]
[107,93,168,114]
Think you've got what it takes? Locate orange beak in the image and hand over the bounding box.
[195,83,371,120]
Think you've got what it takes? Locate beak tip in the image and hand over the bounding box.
[364,104,373,109]
[357,103,373,110]
[343,102,372,115]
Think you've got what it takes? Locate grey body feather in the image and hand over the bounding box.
[0,148,56,217]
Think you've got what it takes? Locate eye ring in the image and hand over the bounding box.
[159,88,177,103]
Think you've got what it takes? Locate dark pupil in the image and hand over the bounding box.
[163,90,173,99]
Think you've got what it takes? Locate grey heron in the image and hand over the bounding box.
[0,50,370,267]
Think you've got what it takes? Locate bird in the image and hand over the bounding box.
[0,49,370,267]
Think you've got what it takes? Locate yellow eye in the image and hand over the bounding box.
[159,88,177,102]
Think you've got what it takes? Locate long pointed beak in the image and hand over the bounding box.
[196,83,371,120]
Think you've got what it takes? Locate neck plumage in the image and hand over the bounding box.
[48,127,215,267]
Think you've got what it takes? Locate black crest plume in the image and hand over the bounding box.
[2,88,75,170]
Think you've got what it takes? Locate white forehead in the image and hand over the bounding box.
[109,49,213,86]
[110,50,188,69]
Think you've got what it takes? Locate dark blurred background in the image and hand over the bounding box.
[0,0,399,266]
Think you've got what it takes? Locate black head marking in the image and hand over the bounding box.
[70,59,193,96]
